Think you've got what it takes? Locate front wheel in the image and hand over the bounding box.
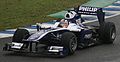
[61,32,77,56]
[12,28,30,42]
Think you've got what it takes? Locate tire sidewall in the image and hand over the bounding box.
[99,22,116,44]
[12,29,30,42]
[61,32,77,55]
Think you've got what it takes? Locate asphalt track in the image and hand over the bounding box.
[0,15,120,62]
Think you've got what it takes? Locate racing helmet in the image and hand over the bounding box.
[65,11,77,19]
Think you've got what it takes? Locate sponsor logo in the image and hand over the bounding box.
[79,6,98,12]
[11,42,23,49]
[84,33,92,39]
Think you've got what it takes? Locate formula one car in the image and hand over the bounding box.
[3,6,116,57]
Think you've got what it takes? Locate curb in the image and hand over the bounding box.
[48,0,117,18]
[82,0,117,7]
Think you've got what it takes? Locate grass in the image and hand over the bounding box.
[0,0,89,30]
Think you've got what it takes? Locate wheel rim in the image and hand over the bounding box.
[70,37,77,51]
[111,30,116,40]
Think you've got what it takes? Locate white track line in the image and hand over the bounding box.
[0,33,13,38]
[0,28,37,38]
[115,1,120,3]
[5,29,17,31]
[83,13,120,24]
[107,5,120,7]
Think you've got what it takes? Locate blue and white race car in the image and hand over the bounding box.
[3,6,116,57]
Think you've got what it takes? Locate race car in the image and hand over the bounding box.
[3,6,116,57]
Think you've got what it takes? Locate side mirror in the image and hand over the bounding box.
[36,23,42,31]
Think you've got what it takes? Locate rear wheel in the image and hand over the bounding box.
[61,32,77,56]
[99,22,116,44]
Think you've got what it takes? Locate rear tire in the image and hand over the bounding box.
[99,22,116,44]
[61,32,77,56]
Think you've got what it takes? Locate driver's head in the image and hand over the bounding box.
[60,19,69,28]
[65,11,77,20]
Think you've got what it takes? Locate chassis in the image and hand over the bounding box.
[3,6,116,57]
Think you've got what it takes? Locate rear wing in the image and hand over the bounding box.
[78,6,102,15]
[70,6,105,25]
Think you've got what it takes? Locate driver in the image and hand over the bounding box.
[55,11,85,29]
[64,11,84,26]
[64,11,85,29]
[59,19,69,28]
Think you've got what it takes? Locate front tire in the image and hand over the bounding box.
[61,32,77,56]
[12,28,30,42]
